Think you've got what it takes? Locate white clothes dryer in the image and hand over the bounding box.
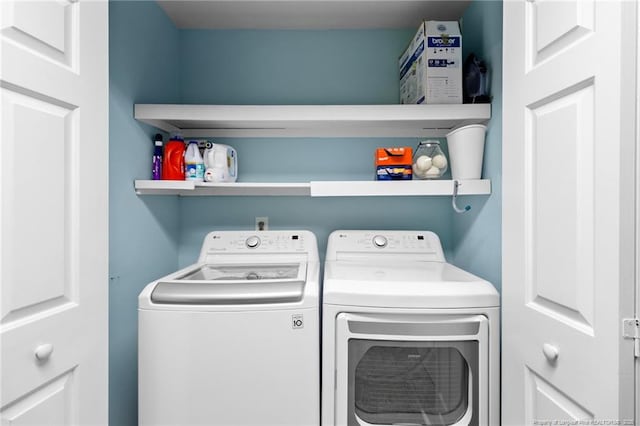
[322,230,499,426]
[139,230,319,426]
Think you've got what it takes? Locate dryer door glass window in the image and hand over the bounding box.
[348,340,478,426]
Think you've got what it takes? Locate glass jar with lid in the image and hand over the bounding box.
[412,140,448,179]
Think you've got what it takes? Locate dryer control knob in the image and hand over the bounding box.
[373,235,388,248]
[245,236,261,248]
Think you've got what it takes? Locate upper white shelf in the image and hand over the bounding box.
[156,1,472,30]
[134,104,491,138]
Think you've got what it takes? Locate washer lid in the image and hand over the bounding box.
[323,261,499,308]
[151,263,306,305]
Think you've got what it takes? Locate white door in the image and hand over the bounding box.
[0,1,108,424]
[503,0,637,424]
[636,1,640,419]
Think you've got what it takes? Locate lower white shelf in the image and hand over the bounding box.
[134,179,491,197]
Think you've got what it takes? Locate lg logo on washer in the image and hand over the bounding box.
[292,314,304,329]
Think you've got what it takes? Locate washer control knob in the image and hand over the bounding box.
[373,235,388,248]
[245,236,261,248]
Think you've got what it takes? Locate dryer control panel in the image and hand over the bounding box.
[325,230,445,262]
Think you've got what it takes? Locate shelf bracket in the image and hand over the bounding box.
[452,180,471,213]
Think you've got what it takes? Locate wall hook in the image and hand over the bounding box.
[452,180,471,213]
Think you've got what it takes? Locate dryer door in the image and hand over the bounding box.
[334,313,489,426]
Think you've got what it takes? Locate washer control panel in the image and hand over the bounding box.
[200,230,316,258]
[326,230,444,261]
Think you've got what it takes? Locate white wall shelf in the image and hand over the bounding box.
[134,104,491,138]
[134,179,491,197]
[134,103,492,199]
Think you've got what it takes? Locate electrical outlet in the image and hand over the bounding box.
[255,216,268,231]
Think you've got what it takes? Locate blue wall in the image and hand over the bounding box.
[179,29,412,105]
[176,29,462,266]
[109,2,181,425]
[109,3,503,425]
[452,1,503,291]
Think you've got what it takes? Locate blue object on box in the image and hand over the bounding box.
[376,166,413,180]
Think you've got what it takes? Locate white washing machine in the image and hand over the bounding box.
[322,230,500,426]
[139,230,319,426]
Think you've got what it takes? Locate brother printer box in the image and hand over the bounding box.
[399,21,462,104]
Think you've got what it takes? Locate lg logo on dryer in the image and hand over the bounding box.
[292,314,304,329]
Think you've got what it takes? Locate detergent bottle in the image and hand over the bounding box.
[162,133,185,180]
[184,140,204,182]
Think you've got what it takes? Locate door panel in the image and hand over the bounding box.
[1,88,77,324]
[1,370,75,425]
[1,0,76,67]
[525,369,593,422]
[529,0,594,67]
[0,1,108,424]
[526,81,595,333]
[503,0,636,424]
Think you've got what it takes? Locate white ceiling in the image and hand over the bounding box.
[156,0,472,30]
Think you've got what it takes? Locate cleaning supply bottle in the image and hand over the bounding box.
[152,133,163,180]
[184,140,204,182]
[162,133,185,180]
